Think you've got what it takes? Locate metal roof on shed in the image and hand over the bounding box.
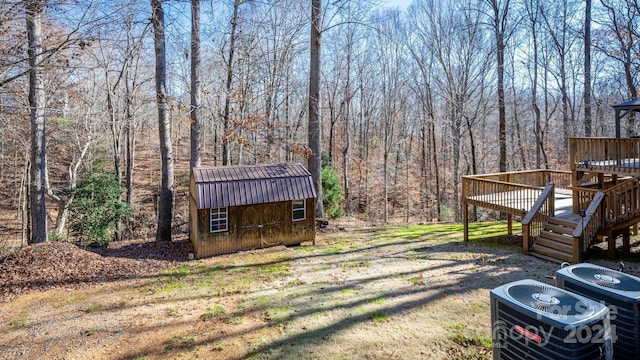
[192,163,316,209]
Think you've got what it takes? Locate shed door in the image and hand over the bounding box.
[238,203,286,250]
[239,205,262,251]
[262,202,286,247]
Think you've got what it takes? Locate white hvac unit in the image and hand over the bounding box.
[491,279,612,360]
[556,263,640,359]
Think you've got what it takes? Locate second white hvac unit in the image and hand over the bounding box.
[556,263,640,359]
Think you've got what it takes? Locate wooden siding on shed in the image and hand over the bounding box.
[193,198,315,258]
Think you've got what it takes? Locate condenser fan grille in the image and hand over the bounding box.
[571,267,640,291]
[507,284,591,316]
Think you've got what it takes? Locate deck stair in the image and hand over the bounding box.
[530,217,578,263]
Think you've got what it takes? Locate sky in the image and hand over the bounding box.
[380,0,414,10]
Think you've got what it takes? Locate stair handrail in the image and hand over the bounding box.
[522,183,555,254]
[572,191,605,260]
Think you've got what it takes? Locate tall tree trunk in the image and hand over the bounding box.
[490,0,509,172]
[404,136,412,224]
[584,0,592,136]
[190,0,202,169]
[342,43,352,215]
[430,120,441,221]
[26,0,47,244]
[527,0,543,168]
[222,0,240,166]
[125,75,135,205]
[309,0,324,219]
[151,0,174,242]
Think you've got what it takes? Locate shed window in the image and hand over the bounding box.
[292,199,306,221]
[210,207,228,233]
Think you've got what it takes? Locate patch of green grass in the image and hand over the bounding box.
[258,262,290,279]
[166,308,179,317]
[262,306,291,323]
[84,303,104,313]
[321,237,352,254]
[163,335,196,351]
[340,289,355,295]
[164,266,191,278]
[408,274,426,286]
[321,245,346,255]
[227,274,256,293]
[158,281,187,293]
[8,317,28,329]
[363,222,519,248]
[367,298,386,305]
[370,311,390,323]
[198,265,225,276]
[200,304,228,321]
[293,245,316,254]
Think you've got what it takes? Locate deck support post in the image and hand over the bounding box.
[507,213,512,235]
[463,202,468,242]
[607,231,616,259]
[572,170,580,214]
[623,230,631,256]
[573,237,582,263]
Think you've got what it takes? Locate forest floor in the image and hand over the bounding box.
[1,219,640,360]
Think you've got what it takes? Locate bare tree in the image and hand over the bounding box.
[309,0,324,219]
[597,0,640,133]
[151,0,174,242]
[222,0,240,166]
[584,0,592,136]
[486,0,510,172]
[190,0,201,169]
[26,0,47,244]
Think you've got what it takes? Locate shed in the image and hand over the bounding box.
[189,163,317,258]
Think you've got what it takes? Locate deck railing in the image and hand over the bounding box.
[467,169,572,189]
[570,137,640,175]
[571,187,599,214]
[572,191,605,262]
[522,183,556,254]
[462,177,546,214]
[603,177,640,226]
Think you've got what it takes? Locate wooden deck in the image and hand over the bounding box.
[571,137,640,176]
[462,154,640,263]
[466,188,573,218]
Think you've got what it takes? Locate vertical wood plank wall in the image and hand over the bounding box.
[194,198,316,258]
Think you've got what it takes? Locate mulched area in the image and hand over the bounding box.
[0,237,193,302]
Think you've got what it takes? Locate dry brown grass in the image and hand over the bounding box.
[1,222,639,359]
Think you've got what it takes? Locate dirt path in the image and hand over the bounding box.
[1,223,638,359]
